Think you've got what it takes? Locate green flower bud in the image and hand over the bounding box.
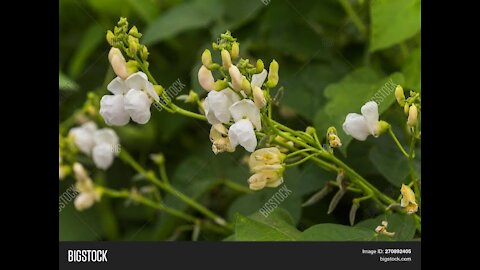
[118,17,128,27]
[140,45,149,61]
[377,120,390,135]
[128,26,142,38]
[126,60,139,74]
[202,49,212,67]
[256,59,264,73]
[407,104,418,127]
[266,59,279,88]
[230,42,239,59]
[395,85,405,106]
[221,49,232,68]
[241,77,252,95]
[106,30,115,46]
[214,79,229,91]
[128,35,139,54]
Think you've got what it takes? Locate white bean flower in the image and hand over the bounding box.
[228,99,262,152]
[68,121,98,155]
[73,163,100,211]
[100,72,160,126]
[342,101,380,141]
[251,69,268,88]
[204,88,241,125]
[92,129,119,170]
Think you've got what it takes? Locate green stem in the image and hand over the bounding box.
[285,153,320,168]
[339,0,367,36]
[119,149,230,228]
[171,103,207,121]
[408,132,420,204]
[328,181,363,194]
[388,127,409,158]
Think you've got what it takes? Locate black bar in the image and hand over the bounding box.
[60,242,420,269]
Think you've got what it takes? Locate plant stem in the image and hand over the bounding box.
[285,153,321,168]
[339,0,367,36]
[119,149,230,229]
[388,127,409,158]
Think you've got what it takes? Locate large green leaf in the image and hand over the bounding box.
[356,213,416,241]
[402,47,421,91]
[125,0,160,23]
[234,209,301,241]
[314,67,404,152]
[370,0,421,52]
[369,135,409,187]
[59,197,103,241]
[143,0,224,45]
[299,223,376,241]
[67,24,104,79]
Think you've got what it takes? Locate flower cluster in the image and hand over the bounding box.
[99,48,160,126]
[198,33,279,153]
[247,147,285,190]
[395,85,420,128]
[73,163,101,211]
[68,121,120,170]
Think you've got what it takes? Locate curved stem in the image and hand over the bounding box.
[285,153,320,168]
[388,127,409,158]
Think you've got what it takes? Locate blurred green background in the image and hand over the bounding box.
[59,0,420,241]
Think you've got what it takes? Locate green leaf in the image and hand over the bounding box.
[59,197,102,241]
[59,71,79,91]
[125,0,159,23]
[369,135,409,187]
[210,0,266,35]
[234,209,301,241]
[314,67,404,152]
[370,0,421,52]
[67,24,104,79]
[356,213,416,241]
[402,47,421,91]
[299,223,376,241]
[143,0,224,45]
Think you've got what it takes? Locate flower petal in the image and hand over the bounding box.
[204,98,221,125]
[251,69,268,88]
[228,119,257,152]
[228,65,242,91]
[92,143,115,170]
[81,121,98,133]
[69,127,95,155]
[125,72,149,91]
[107,77,128,95]
[100,95,131,126]
[145,81,160,102]
[361,101,379,136]
[342,113,370,141]
[124,89,152,124]
[198,65,215,91]
[229,99,262,130]
[93,128,119,146]
[204,90,235,124]
[74,192,96,211]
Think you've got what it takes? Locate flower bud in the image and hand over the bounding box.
[221,49,232,68]
[230,42,240,59]
[108,47,129,80]
[106,30,115,46]
[140,46,149,61]
[377,120,390,135]
[266,59,279,88]
[256,59,264,74]
[202,49,212,67]
[404,104,410,115]
[126,60,139,74]
[198,65,215,91]
[213,79,228,91]
[407,104,418,127]
[128,35,139,54]
[241,77,252,95]
[128,26,142,38]
[395,85,405,106]
[229,65,242,91]
[252,85,266,109]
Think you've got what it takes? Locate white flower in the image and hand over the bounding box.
[204,88,240,125]
[228,65,243,91]
[342,101,380,141]
[248,171,283,191]
[68,121,98,155]
[251,69,268,88]
[73,162,100,211]
[100,72,159,126]
[92,128,119,170]
[228,99,262,152]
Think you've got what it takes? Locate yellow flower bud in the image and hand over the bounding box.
[108,47,129,80]
[126,60,139,74]
[198,65,215,91]
[407,104,418,127]
[221,49,232,68]
[128,35,139,54]
[128,26,141,38]
[202,49,212,67]
[252,85,266,109]
[404,104,410,115]
[230,42,240,59]
[256,59,264,73]
[106,30,115,46]
[377,120,390,135]
[266,59,279,88]
[400,184,418,214]
[241,77,252,95]
[213,79,229,91]
[395,85,405,106]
